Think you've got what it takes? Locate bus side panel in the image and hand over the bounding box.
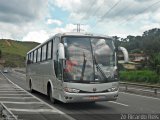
[32,60,54,95]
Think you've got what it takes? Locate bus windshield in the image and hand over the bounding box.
[63,36,116,83]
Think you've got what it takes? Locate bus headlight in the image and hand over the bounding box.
[108,87,118,92]
[64,87,80,93]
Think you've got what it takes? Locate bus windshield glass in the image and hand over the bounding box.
[62,36,115,83]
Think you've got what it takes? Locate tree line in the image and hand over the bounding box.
[115,28,160,73]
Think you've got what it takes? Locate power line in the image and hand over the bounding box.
[119,0,160,25]
[91,1,105,17]
[85,0,97,15]
[78,0,96,32]
[83,0,122,33]
[99,0,122,21]
[79,0,96,22]
[91,0,122,31]
[91,0,160,35]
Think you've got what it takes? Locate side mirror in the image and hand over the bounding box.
[118,47,129,63]
[58,43,65,60]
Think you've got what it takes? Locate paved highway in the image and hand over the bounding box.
[0,72,74,120]
[2,70,160,120]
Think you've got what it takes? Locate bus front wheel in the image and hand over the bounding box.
[29,80,33,93]
[49,87,56,104]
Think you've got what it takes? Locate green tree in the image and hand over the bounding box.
[149,53,160,74]
[0,49,2,59]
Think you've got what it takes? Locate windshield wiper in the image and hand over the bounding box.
[80,52,87,80]
[93,55,107,81]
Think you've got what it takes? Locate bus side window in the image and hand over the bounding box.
[42,44,47,61]
[33,50,37,63]
[37,48,41,62]
[30,52,33,63]
[47,41,52,59]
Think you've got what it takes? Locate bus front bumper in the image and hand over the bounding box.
[63,91,119,103]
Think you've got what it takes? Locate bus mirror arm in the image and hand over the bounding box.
[58,43,65,60]
[118,46,129,63]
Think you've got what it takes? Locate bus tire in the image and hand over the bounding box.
[29,80,33,93]
[49,87,56,104]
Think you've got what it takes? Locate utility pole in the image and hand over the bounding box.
[74,24,84,32]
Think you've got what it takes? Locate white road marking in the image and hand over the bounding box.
[108,101,129,107]
[0,89,21,90]
[0,101,43,104]
[0,97,33,99]
[120,92,160,101]
[1,71,75,120]
[0,91,26,93]
[8,108,56,112]
[1,103,18,119]
[0,94,30,96]
[0,86,15,88]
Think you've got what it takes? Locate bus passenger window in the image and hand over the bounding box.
[30,52,33,63]
[47,41,52,59]
[33,50,37,63]
[42,45,47,61]
[37,48,41,62]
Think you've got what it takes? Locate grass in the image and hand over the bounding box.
[0,39,39,57]
[120,70,160,84]
[0,39,39,67]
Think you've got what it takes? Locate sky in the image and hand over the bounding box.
[0,0,160,43]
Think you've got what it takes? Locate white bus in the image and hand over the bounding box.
[26,32,128,103]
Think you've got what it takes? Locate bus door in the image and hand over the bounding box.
[53,37,63,98]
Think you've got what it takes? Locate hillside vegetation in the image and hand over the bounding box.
[0,39,39,67]
[116,28,160,84]
[118,28,160,54]
[117,28,160,70]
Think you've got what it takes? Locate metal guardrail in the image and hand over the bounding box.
[120,82,160,95]
[0,103,17,120]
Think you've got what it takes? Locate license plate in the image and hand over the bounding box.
[88,96,99,100]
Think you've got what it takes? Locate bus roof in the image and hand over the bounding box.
[27,32,113,54]
[56,32,111,37]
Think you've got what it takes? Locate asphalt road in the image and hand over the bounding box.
[2,71,160,120]
[0,72,74,120]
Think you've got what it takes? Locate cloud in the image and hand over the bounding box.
[21,23,91,43]
[52,0,160,23]
[0,0,48,24]
[1,0,160,41]
[52,24,90,33]
[140,23,160,33]
[46,19,62,26]
[22,30,49,43]
[0,0,49,40]
[53,24,75,33]
[53,0,81,11]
